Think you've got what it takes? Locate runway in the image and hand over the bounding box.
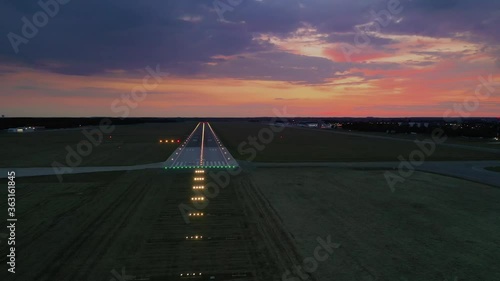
[164,122,239,169]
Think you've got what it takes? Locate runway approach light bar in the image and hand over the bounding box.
[165,165,237,170]
[180,273,202,277]
[159,139,181,143]
[185,235,203,240]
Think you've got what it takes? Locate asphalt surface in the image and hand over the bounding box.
[164,122,238,169]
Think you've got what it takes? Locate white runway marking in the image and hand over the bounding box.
[164,122,239,169]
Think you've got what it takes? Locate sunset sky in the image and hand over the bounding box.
[1,0,499,117]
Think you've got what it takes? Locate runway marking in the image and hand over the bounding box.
[200,122,206,166]
[169,122,201,166]
[206,122,230,166]
[165,122,239,169]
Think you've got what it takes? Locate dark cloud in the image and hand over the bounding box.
[0,0,499,83]
[200,51,351,84]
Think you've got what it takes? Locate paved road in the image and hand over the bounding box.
[1,160,499,187]
[164,122,238,169]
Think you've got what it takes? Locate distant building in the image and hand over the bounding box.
[269,121,288,128]
[6,126,44,133]
[320,123,332,129]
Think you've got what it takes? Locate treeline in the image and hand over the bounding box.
[0,118,182,130]
[341,121,500,138]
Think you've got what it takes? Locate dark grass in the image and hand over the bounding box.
[211,122,500,162]
[0,122,197,167]
[486,166,500,173]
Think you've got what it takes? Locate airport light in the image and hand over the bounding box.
[191,197,205,201]
[188,212,204,216]
[181,272,201,277]
[194,177,204,181]
[193,185,204,190]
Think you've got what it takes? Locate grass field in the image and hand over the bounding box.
[0,169,282,280]
[3,121,498,168]
[1,166,498,280]
[322,129,500,150]
[211,122,500,162]
[486,166,500,173]
[0,122,197,168]
[251,167,500,281]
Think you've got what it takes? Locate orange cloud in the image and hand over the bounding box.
[324,47,392,62]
